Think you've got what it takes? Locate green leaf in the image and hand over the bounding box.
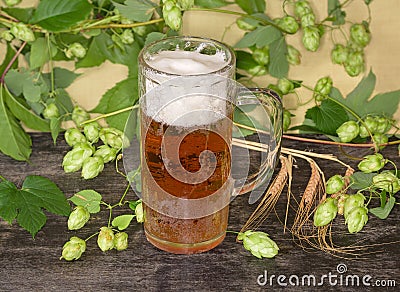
[15,194,47,238]
[0,175,69,237]
[350,171,375,190]
[77,32,140,75]
[0,44,18,76]
[70,190,102,213]
[2,7,35,23]
[112,214,135,231]
[329,70,400,118]
[22,79,42,103]
[0,180,18,223]
[91,77,139,131]
[54,88,74,115]
[30,0,92,32]
[112,0,155,22]
[3,85,50,132]
[236,50,258,71]
[43,67,81,89]
[0,84,32,161]
[21,175,70,216]
[235,0,265,14]
[305,99,349,135]
[369,195,395,219]
[194,0,228,8]
[268,37,288,78]
[328,0,346,25]
[76,34,107,68]
[235,26,282,48]
[50,117,62,144]
[29,37,58,69]
[145,32,167,45]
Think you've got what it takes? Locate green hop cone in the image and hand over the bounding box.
[287,45,301,65]
[344,50,364,77]
[135,201,144,223]
[121,29,134,45]
[163,1,182,31]
[359,116,378,138]
[132,25,147,36]
[72,106,90,127]
[97,227,115,252]
[358,153,386,173]
[283,109,292,132]
[60,236,86,261]
[1,30,14,42]
[372,171,400,193]
[295,0,312,18]
[114,232,129,251]
[94,145,118,163]
[236,17,257,31]
[331,44,348,65]
[350,23,371,48]
[83,122,101,143]
[313,197,338,226]
[372,134,388,150]
[99,127,129,149]
[313,76,333,101]
[277,78,294,95]
[43,103,60,119]
[275,16,299,34]
[248,65,267,76]
[336,121,360,143]
[326,174,345,194]
[177,0,194,10]
[65,43,87,59]
[374,116,391,134]
[300,12,315,27]
[10,22,35,42]
[64,128,87,147]
[62,142,94,173]
[81,156,104,179]
[252,46,270,65]
[302,26,320,52]
[345,206,368,233]
[343,193,365,219]
[68,206,90,230]
[238,230,279,259]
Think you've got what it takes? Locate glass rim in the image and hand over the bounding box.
[138,35,236,77]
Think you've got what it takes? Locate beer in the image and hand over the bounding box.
[138,38,236,254]
[141,108,232,253]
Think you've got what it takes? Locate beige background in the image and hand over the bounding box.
[1,0,399,128]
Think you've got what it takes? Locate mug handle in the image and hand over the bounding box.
[231,88,283,201]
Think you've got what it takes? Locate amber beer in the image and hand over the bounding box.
[141,106,233,254]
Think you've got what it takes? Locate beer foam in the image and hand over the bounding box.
[152,95,227,127]
[146,50,228,75]
[144,50,231,127]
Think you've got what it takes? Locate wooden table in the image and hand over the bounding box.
[0,133,398,291]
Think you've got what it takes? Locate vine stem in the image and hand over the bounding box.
[81,104,139,124]
[0,41,27,84]
[282,134,400,148]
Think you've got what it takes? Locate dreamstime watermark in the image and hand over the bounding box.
[257,263,396,287]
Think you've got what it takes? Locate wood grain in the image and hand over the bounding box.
[0,133,399,291]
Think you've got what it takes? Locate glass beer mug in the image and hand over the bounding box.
[133,36,282,254]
